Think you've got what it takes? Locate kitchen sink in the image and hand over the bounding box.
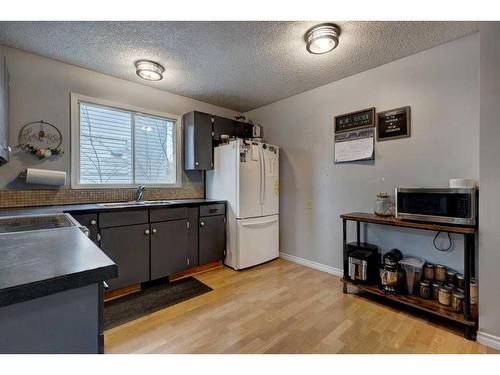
[98,201,147,208]
[98,200,176,208]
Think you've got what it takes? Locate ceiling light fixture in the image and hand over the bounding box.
[305,23,340,55]
[135,60,165,81]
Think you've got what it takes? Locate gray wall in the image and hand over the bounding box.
[478,23,500,343]
[245,33,480,273]
[0,46,239,189]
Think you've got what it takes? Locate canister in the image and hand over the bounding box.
[435,264,447,282]
[424,263,435,280]
[419,280,431,299]
[451,290,464,313]
[431,281,442,300]
[446,270,457,287]
[438,286,452,306]
[456,274,465,290]
[470,278,478,305]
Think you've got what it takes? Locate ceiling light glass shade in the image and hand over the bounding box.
[305,23,340,54]
[135,60,165,81]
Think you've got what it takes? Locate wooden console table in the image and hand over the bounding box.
[340,212,477,340]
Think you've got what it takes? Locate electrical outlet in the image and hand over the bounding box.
[306,200,313,209]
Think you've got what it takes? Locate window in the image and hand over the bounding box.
[71,94,181,188]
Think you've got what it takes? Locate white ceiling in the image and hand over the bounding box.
[0,21,478,112]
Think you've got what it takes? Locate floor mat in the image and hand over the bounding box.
[104,277,212,330]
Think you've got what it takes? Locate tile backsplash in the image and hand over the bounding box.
[0,186,204,208]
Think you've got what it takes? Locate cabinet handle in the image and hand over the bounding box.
[152,228,157,234]
[187,258,190,266]
[103,281,109,290]
[200,221,205,227]
[90,219,97,225]
[145,229,150,235]
[195,161,199,166]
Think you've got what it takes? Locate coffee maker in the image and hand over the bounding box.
[380,248,404,293]
[346,242,378,284]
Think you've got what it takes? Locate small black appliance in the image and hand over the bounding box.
[346,242,378,284]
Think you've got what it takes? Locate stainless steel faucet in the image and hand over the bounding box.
[135,185,146,202]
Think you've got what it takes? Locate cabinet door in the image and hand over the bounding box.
[235,121,253,139]
[212,115,235,141]
[70,213,99,245]
[99,224,150,291]
[184,111,213,170]
[199,215,226,265]
[150,219,189,279]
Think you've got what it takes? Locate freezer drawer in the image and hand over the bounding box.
[236,215,279,269]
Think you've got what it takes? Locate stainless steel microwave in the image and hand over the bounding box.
[395,187,477,226]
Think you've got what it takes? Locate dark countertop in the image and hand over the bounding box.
[0,198,225,307]
[0,227,117,307]
[0,198,226,217]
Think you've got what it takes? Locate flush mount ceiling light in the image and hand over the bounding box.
[135,60,165,81]
[305,23,341,55]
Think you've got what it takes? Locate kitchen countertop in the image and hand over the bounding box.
[0,227,117,307]
[0,198,225,307]
[0,198,226,217]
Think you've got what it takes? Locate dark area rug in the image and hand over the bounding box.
[104,277,213,330]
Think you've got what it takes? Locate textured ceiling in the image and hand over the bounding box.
[0,21,479,112]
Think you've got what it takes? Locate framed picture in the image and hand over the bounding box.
[377,106,411,141]
[334,107,376,133]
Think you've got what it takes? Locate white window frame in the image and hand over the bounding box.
[70,93,182,189]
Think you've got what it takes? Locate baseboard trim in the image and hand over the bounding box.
[279,252,343,277]
[478,331,500,350]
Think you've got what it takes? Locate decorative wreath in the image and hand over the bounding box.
[18,120,64,159]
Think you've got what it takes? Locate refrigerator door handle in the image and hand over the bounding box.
[240,217,279,227]
[262,148,267,205]
[259,146,265,205]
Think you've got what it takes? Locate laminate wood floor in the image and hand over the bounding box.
[104,258,497,354]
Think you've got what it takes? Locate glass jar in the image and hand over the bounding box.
[451,290,464,313]
[446,270,457,287]
[419,280,431,299]
[456,274,465,290]
[424,263,435,280]
[435,264,447,282]
[374,193,394,217]
[438,286,452,306]
[431,281,442,300]
[470,278,478,305]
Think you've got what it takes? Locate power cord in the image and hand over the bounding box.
[433,231,453,251]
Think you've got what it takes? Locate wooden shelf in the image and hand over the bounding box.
[342,279,476,327]
[340,212,476,234]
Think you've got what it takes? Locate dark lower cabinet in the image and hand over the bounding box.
[199,215,226,264]
[99,224,150,291]
[150,219,189,279]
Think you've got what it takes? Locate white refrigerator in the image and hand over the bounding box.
[206,139,279,270]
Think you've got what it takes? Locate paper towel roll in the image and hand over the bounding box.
[24,168,66,186]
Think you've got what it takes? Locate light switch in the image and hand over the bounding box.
[306,200,313,209]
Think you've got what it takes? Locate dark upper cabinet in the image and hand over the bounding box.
[184,111,214,170]
[99,223,150,291]
[0,49,10,164]
[71,213,99,245]
[235,121,253,139]
[150,219,189,279]
[212,115,235,141]
[199,214,226,265]
[183,110,255,171]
